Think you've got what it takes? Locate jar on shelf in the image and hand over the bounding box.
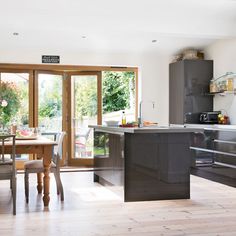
[226,78,234,91]
[218,81,227,92]
[209,80,217,93]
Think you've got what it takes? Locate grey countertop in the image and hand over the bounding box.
[171,124,236,132]
[89,124,236,134]
[89,125,204,134]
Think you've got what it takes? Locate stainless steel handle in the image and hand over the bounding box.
[214,161,236,169]
[213,139,236,145]
[190,146,236,157]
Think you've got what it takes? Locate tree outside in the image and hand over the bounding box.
[38,74,63,132]
[0,81,21,128]
[102,71,135,114]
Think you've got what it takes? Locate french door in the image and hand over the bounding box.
[0,65,137,169]
[0,70,33,169]
[68,72,102,166]
[35,71,67,164]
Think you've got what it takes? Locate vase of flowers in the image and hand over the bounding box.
[0,81,21,131]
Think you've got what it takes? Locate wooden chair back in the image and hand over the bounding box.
[53,132,66,167]
[0,134,16,178]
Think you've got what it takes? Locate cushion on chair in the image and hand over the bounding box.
[24,160,56,169]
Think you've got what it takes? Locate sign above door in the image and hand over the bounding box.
[42,55,60,64]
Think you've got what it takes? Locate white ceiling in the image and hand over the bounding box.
[1,0,236,54]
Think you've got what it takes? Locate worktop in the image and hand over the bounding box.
[171,124,236,131]
[89,125,203,134]
[90,124,236,135]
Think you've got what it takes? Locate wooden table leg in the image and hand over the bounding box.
[43,145,53,207]
[37,173,43,194]
[37,154,43,194]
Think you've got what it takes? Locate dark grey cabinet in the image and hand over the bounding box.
[191,129,236,187]
[169,60,213,124]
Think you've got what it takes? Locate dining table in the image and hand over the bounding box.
[2,135,57,207]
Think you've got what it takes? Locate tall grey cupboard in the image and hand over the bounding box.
[169,60,213,124]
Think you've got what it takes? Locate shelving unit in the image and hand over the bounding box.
[209,72,236,95]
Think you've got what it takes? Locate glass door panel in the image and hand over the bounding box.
[70,73,100,166]
[36,72,66,164]
[0,72,30,127]
[0,72,30,168]
[102,71,136,124]
[37,73,63,133]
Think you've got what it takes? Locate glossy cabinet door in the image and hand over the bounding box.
[169,60,213,124]
[94,132,124,186]
[125,133,191,201]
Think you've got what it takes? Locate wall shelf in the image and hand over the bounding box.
[205,90,236,96]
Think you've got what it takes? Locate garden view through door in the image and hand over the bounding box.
[71,72,101,164]
[37,72,63,134]
[0,72,30,168]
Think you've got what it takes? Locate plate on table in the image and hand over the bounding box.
[15,136,38,140]
[15,130,38,140]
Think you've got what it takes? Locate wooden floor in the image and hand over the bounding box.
[1,172,236,236]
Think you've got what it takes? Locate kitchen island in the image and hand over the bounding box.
[90,125,201,202]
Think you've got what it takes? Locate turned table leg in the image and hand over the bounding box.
[37,154,43,194]
[43,145,53,207]
[37,173,43,194]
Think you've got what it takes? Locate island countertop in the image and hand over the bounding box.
[89,125,203,134]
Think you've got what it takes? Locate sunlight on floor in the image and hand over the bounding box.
[71,186,122,201]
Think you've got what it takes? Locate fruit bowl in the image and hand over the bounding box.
[105,120,119,127]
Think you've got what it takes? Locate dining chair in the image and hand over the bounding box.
[0,134,17,215]
[75,128,91,157]
[24,131,66,203]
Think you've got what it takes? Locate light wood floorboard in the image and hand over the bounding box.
[0,172,236,236]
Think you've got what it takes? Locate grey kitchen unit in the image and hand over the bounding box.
[169,60,213,124]
[91,125,201,202]
[190,125,236,187]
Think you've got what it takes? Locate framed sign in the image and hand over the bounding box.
[42,55,60,64]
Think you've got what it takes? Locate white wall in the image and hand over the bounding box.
[205,39,236,124]
[0,50,170,125]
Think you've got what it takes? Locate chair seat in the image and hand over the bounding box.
[24,160,56,170]
[0,164,13,174]
[0,158,13,165]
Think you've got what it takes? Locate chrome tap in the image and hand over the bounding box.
[138,100,155,127]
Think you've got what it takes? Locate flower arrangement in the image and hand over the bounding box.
[0,81,21,128]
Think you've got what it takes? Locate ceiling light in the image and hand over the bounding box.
[13,32,19,36]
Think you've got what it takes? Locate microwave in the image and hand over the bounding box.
[199,111,221,124]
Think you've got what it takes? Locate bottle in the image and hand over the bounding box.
[11,122,17,135]
[122,111,126,125]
